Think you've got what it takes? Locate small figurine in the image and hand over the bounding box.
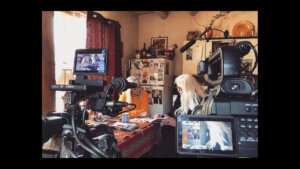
[167,44,178,60]
[186,31,199,40]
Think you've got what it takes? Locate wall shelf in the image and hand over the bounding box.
[204,36,258,42]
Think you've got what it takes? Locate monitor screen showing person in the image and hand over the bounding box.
[177,115,237,157]
[74,48,108,75]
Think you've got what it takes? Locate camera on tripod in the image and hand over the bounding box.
[43,48,138,158]
[177,40,258,158]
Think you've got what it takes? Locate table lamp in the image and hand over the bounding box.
[57,68,75,85]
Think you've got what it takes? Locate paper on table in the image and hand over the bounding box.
[111,121,128,127]
[129,117,152,123]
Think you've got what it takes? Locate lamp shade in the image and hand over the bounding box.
[57,69,75,85]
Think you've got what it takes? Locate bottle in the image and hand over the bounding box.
[146,46,151,58]
[150,44,156,58]
[141,43,147,58]
[136,50,140,59]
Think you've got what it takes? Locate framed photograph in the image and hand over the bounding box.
[151,37,168,55]
[186,49,193,60]
[152,89,163,104]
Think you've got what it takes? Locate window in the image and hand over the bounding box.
[53,11,86,112]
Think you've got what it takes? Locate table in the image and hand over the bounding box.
[86,118,162,158]
[115,122,162,158]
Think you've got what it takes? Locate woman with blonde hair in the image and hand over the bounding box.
[118,76,149,118]
[173,74,207,116]
[150,74,207,158]
[157,74,207,127]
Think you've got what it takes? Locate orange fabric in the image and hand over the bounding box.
[118,90,149,118]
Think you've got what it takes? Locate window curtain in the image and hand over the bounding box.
[86,11,122,90]
[42,11,56,116]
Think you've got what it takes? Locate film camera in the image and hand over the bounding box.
[177,38,258,158]
[43,48,137,158]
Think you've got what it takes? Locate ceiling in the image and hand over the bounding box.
[93,11,198,20]
[133,11,170,20]
[132,11,198,19]
[133,11,155,16]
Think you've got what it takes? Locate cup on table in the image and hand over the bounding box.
[122,113,129,123]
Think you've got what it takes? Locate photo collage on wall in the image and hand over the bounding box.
[130,59,165,105]
[130,59,165,84]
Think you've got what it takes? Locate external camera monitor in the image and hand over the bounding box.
[74,48,108,76]
[177,115,237,157]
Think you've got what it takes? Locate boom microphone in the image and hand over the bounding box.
[180,28,210,53]
[125,82,138,90]
[105,101,129,107]
[180,39,196,53]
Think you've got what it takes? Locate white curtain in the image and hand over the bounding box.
[54,11,86,112]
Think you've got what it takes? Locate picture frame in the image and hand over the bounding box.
[151,37,168,55]
[186,49,193,60]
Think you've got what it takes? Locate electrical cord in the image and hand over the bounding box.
[249,43,258,74]
[82,99,91,127]
[118,103,136,115]
[71,102,101,158]
[237,41,258,75]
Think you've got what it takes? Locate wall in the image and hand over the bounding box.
[138,11,258,76]
[96,11,139,78]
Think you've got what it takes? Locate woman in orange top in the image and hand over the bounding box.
[118,76,149,118]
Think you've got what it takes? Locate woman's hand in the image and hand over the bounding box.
[129,110,138,118]
[153,113,162,118]
[162,114,176,127]
[138,112,149,118]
